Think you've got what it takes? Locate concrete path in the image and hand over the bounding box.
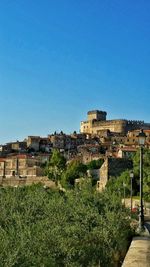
[122,236,150,267]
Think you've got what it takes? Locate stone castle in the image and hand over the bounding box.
[80,110,150,135]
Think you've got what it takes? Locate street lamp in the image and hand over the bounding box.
[123,182,126,206]
[130,171,134,212]
[137,129,147,231]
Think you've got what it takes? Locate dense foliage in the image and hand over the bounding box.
[106,149,150,201]
[133,149,150,201]
[61,160,87,187]
[86,159,104,170]
[46,150,104,188]
[45,150,88,187]
[0,184,133,267]
[45,149,66,184]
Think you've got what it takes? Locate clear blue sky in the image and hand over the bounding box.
[0,0,150,144]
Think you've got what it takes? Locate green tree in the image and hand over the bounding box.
[106,169,139,200]
[0,184,133,267]
[61,160,87,187]
[46,149,66,184]
[106,149,150,201]
[86,159,103,170]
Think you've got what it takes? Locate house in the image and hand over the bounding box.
[125,129,150,147]
[27,136,41,151]
[77,144,104,163]
[0,154,44,178]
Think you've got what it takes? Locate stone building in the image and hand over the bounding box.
[0,155,43,178]
[80,110,150,135]
[0,141,27,154]
[39,138,51,152]
[77,144,104,163]
[48,132,86,151]
[27,136,41,151]
[27,136,51,152]
[125,129,150,147]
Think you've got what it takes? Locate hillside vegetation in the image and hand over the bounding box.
[0,184,133,267]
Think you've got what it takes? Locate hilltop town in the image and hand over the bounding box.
[0,109,150,188]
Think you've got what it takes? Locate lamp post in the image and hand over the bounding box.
[130,171,134,212]
[123,182,126,206]
[137,129,146,231]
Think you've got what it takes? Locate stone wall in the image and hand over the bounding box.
[97,158,109,190]
[125,120,148,132]
[92,120,127,133]
[122,237,150,267]
[97,157,132,191]
[0,176,56,188]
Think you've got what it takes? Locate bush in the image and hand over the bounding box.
[0,184,133,267]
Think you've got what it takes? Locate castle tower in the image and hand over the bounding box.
[87,110,107,121]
